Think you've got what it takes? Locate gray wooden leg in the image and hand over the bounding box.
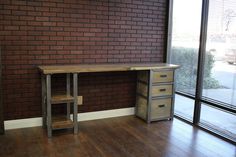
[41,74,46,128]
[147,70,153,123]
[66,74,70,120]
[135,72,139,117]
[170,70,176,120]
[46,75,52,137]
[73,73,78,134]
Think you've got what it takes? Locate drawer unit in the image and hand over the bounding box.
[136,69,177,123]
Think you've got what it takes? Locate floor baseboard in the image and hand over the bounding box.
[4,107,135,130]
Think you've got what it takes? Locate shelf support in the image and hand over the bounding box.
[46,74,52,137]
[73,73,78,134]
[66,74,70,120]
[41,74,46,128]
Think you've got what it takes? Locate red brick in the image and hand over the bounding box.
[4,26,19,30]
[1,0,167,120]
[36,17,49,21]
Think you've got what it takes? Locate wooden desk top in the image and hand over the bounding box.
[38,63,180,74]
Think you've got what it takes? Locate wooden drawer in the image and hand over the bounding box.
[151,98,172,119]
[152,84,172,97]
[152,70,173,83]
[136,96,147,119]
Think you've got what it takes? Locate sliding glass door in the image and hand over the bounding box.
[200,0,236,139]
[169,0,236,142]
[170,0,202,121]
[202,0,236,107]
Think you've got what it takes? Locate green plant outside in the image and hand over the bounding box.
[171,47,221,93]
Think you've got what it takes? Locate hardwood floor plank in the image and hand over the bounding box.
[0,116,235,157]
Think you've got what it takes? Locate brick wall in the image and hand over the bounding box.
[0,0,168,120]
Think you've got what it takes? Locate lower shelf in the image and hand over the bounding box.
[51,94,74,104]
[52,116,74,130]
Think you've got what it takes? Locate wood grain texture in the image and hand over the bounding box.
[51,94,74,104]
[136,96,148,120]
[137,71,149,83]
[51,95,83,105]
[137,82,148,97]
[52,116,73,130]
[0,116,235,157]
[152,70,173,83]
[151,98,172,120]
[38,64,180,74]
[152,84,173,97]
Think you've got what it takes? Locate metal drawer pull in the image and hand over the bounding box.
[158,104,165,108]
[159,88,166,92]
[160,74,167,78]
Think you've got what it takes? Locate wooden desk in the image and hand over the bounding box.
[39,63,179,137]
[38,63,179,74]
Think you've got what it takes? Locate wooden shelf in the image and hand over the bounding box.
[51,94,83,105]
[52,116,73,130]
[51,94,74,104]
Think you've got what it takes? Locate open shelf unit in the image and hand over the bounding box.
[41,73,82,137]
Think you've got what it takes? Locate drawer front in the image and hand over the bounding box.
[137,82,148,97]
[152,70,173,83]
[136,96,147,120]
[151,98,172,119]
[152,84,173,97]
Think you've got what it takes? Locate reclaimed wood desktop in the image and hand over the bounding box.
[38,63,179,137]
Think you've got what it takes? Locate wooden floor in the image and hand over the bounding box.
[0,116,235,157]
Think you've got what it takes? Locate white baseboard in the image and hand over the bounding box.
[4,107,135,130]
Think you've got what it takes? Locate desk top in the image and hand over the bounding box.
[38,63,180,74]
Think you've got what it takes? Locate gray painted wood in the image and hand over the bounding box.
[147,70,153,123]
[41,74,46,128]
[136,69,177,123]
[0,48,4,134]
[170,70,176,120]
[46,75,52,137]
[73,73,78,134]
[66,74,71,120]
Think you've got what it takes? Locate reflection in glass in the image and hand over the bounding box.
[203,0,236,107]
[200,103,236,138]
[170,0,202,95]
[174,94,194,121]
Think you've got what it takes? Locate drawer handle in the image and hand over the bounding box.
[158,104,165,108]
[160,74,167,78]
[159,88,166,92]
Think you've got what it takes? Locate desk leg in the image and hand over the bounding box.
[73,73,78,134]
[66,74,71,120]
[46,74,52,137]
[147,70,153,123]
[41,74,46,128]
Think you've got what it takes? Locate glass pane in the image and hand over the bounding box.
[203,0,236,107]
[174,94,194,121]
[170,0,202,95]
[200,103,236,138]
